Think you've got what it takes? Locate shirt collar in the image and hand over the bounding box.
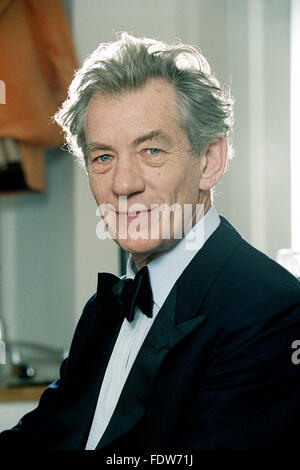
[126,205,220,310]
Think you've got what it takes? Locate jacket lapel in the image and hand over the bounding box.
[96,285,207,450]
[96,216,242,450]
[174,215,242,323]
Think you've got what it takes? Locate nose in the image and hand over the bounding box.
[112,154,145,197]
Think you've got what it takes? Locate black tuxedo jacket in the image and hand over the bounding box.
[1,216,300,451]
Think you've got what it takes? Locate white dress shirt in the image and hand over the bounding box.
[85,205,220,449]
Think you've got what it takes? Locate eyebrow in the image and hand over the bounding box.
[86,129,172,156]
[86,142,114,155]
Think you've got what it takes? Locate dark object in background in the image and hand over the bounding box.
[0,162,27,192]
[0,138,44,193]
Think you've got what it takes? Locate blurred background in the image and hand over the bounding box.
[0,0,299,428]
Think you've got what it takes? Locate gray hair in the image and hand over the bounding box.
[54,32,234,169]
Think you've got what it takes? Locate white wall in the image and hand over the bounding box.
[222,0,291,258]
[0,148,75,351]
[291,0,300,252]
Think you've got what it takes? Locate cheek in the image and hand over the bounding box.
[88,176,105,203]
[143,170,162,193]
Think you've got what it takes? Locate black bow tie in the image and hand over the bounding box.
[97,266,153,322]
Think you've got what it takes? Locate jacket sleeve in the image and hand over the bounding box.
[0,293,98,450]
[178,303,300,450]
[0,357,68,449]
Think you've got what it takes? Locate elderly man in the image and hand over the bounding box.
[1,33,300,452]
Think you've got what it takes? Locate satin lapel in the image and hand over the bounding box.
[174,215,242,323]
[96,216,243,450]
[96,285,207,450]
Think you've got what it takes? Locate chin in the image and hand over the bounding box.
[116,237,166,256]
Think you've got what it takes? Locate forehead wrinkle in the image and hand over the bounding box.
[133,129,173,147]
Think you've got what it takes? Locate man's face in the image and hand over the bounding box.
[85,79,206,265]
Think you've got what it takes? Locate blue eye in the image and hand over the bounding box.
[98,154,111,162]
[147,148,160,155]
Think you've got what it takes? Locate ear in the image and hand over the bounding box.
[199,136,227,191]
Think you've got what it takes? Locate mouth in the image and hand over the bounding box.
[100,204,161,222]
[116,209,151,220]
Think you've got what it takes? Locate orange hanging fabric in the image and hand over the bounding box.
[0,0,78,146]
